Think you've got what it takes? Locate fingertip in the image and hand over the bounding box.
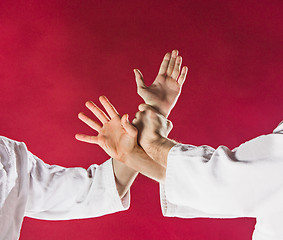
[138,104,146,111]
[85,100,95,109]
[126,115,131,124]
[184,66,189,75]
[99,96,110,105]
[181,66,188,74]
[78,112,84,118]
[138,103,155,112]
[133,69,139,77]
[172,49,179,57]
[164,52,171,59]
[134,70,145,88]
[178,66,189,86]
[136,69,143,76]
[120,113,126,122]
[122,113,129,121]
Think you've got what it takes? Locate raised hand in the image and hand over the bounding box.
[75,96,139,163]
[134,50,188,117]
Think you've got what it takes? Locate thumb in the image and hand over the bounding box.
[138,104,160,114]
[134,69,146,88]
[121,114,138,137]
[138,103,153,112]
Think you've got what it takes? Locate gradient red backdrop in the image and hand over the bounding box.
[0,0,282,239]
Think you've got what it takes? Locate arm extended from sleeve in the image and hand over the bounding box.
[25,152,130,220]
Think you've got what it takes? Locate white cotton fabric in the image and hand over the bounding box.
[160,122,283,240]
[0,136,129,240]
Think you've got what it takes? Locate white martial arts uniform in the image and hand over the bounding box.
[161,122,283,240]
[0,136,129,240]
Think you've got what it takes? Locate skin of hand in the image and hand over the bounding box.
[133,104,177,168]
[76,96,138,162]
[75,96,139,198]
[134,49,188,118]
[75,96,166,188]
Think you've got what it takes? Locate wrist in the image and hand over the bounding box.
[121,145,166,183]
[144,137,176,167]
[112,159,138,199]
[152,103,171,118]
[121,145,144,169]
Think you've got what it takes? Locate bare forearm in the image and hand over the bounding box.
[145,137,177,168]
[112,159,138,198]
[124,147,166,183]
[112,138,175,195]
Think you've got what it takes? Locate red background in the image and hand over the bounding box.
[0,0,282,239]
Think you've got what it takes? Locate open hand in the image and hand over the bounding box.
[134,50,188,117]
[75,96,139,163]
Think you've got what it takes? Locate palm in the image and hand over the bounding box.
[96,117,136,160]
[75,96,138,163]
[135,50,188,117]
[140,74,181,113]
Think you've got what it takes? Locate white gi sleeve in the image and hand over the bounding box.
[160,123,283,239]
[25,153,130,220]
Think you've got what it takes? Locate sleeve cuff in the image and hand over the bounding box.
[101,159,130,211]
[160,183,177,217]
[159,144,225,219]
[159,144,184,217]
